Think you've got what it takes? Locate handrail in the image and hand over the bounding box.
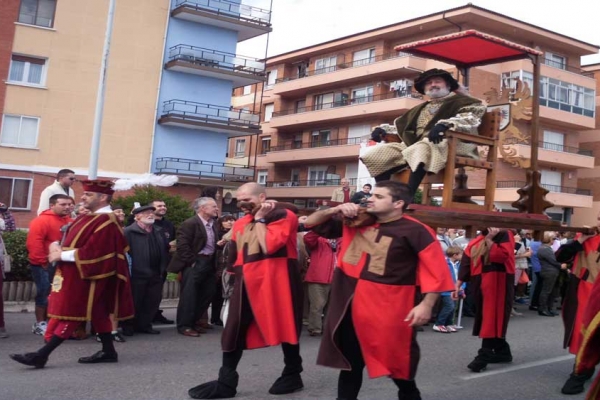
[266,178,358,188]
[273,91,422,117]
[173,0,271,25]
[274,51,413,83]
[503,138,594,156]
[168,44,265,75]
[155,157,255,181]
[496,180,591,196]
[162,99,260,127]
[270,137,364,151]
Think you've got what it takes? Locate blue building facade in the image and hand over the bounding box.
[152,0,269,181]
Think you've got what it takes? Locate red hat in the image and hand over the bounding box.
[80,180,115,195]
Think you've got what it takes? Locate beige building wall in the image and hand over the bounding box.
[1,0,169,174]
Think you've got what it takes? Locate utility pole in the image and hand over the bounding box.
[88,0,116,179]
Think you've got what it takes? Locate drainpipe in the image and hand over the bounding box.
[148,0,172,173]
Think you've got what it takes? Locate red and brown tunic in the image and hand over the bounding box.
[48,212,134,322]
[556,235,600,355]
[574,275,600,399]
[458,231,515,339]
[312,215,453,380]
[221,208,303,351]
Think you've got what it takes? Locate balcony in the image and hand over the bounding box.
[266,137,363,164]
[158,99,261,136]
[155,157,255,182]
[165,45,265,87]
[270,92,423,129]
[171,0,272,41]
[272,53,426,97]
[495,181,593,208]
[501,139,595,169]
[265,178,358,199]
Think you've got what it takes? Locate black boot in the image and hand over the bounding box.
[490,341,512,363]
[188,367,239,399]
[268,351,304,395]
[9,352,48,369]
[467,348,494,372]
[407,163,427,197]
[561,367,595,395]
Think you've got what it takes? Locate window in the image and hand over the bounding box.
[311,130,331,147]
[265,70,277,89]
[352,48,376,67]
[242,85,252,95]
[264,103,274,122]
[18,0,57,28]
[292,134,303,149]
[257,170,267,185]
[291,168,300,183]
[314,92,333,110]
[308,166,328,186]
[0,177,33,210]
[295,99,306,113]
[315,56,337,74]
[541,169,562,192]
[8,54,47,86]
[544,52,566,70]
[351,86,373,104]
[234,139,246,157]
[1,114,39,148]
[347,124,371,144]
[260,136,271,154]
[543,130,565,152]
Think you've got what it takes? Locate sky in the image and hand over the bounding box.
[238,0,600,65]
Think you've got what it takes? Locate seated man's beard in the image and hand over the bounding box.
[426,87,450,98]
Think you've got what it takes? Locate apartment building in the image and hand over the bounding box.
[0,0,271,226]
[230,4,598,222]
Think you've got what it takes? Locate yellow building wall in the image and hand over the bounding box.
[1,0,169,174]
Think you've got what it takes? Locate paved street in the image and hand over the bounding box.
[0,304,593,400]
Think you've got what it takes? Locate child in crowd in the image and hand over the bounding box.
[433,246,464,333]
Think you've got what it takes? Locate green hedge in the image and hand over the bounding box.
[2,230,31,281]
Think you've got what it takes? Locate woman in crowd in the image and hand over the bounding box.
[537,232,568,317]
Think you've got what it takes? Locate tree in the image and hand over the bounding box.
[113,187,194,228]
[412,189,440,207]
[2,230,30,281]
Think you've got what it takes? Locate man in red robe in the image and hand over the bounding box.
[10,180,134,368]
[305,181,454,400]
[454,228,515,373]
[188,182,304,399]
[555,214,600,395]
[573,275,600,399]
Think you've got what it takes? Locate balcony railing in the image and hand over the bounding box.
[543,58,595,78]
[275,52,414,83]
[266,178,358,188]
[503,138,594,157]
[161,100,260,128]
[496,180,592,196]
[168,44,265,76]
[155,157,255,181]
[273,91,422,117]
[270,137,364,151]
[173,0,271,26]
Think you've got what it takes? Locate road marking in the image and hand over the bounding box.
[459,355,575,380]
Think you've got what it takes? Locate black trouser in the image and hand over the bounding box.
[131,275,164,330]
[539,269,560,312]
[222,287,302,375]
[211,278,224,323]
[337,307,417,400]
[530,271,542,307]
[177,255,217,331]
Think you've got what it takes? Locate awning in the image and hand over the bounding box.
[394,30,543,68]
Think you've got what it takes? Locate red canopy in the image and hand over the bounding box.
[394,30,543,68]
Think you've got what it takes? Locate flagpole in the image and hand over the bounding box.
[89,0,116,179]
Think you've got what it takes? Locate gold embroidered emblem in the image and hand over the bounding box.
[235,223,261,256]
[52,270,64,292]
[343,228,393,275]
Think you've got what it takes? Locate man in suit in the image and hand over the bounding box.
[168,197,220,337]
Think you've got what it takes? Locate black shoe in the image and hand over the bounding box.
[467,348,494,372]
[561,372,588,394]
[135,328,160,335]
[538,310,554,317]
[398,389,422,400]
[528,306,539,311]
[211,320,224,327]
[548,310,559,316]
[188,367,239,399]
[112,332,126,342]
[153,311,174,325]
[78,351,118,364]
[9,352,48,369]
[268,373,304,395]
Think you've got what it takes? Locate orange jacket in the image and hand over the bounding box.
[26,210,72,266]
